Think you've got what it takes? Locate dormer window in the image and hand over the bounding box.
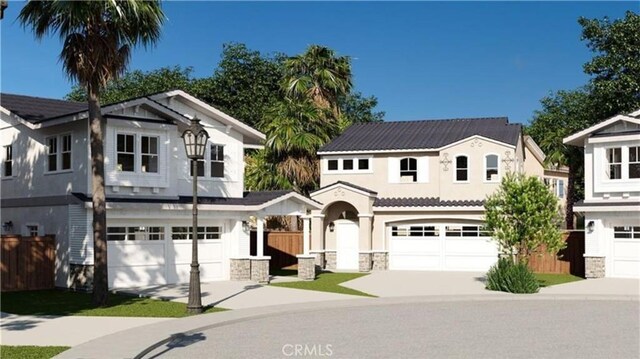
[117,134,135,172]
[606,147,622,180]
[141,136,158,173]
[485,154,499,182]
[400,158,417,182]
[455,155,468,182]
[630,146,640,179]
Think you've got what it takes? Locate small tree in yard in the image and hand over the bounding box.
[484,173,565,265]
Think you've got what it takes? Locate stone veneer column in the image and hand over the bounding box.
[358,252,372,272]
[371,251,389,270]
[250,256,271,283]
[584,256,605,278]
[310,250,325,271]
[230,258,251,281]
[324,251,337,270]
[297,255,316,281]
[70,264,94,291]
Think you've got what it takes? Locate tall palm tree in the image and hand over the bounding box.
[19,0,164,306]
[283,45,352,117]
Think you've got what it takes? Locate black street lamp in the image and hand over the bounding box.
[182,117,209,314]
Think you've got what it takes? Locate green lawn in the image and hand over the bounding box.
[1,290,227,317]
[534,273,584,287]
[270,271,375,297]
[0,345,70,359]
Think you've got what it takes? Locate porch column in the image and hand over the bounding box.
[358,213,374,272]
[302,215,311,255]
[257,217,265,257]
[310,211,325,269]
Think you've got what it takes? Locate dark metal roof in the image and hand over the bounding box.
[315,181,378,195]
[1,93,87,123]
[374,197,484,208]
[319,117,521,152]
[71,190,294,206]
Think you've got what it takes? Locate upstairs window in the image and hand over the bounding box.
[141,136,158,173]
[485,154,499,181]
[607,147,622,180]
[327,159,338,171]
[455,155,468,182]
[630,146,640,179]
[358,159,369,170]
[556,179,565,198]
[343,159,354,170]
[326,158,370,172]
[46,134,72,172]
[117,134,135,172]
[47,137,58,172]
[210,144,224,178]
[400,158,417,182]
[4,145,12,177]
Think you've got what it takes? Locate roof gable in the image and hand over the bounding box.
[564,113,640,146]
[318,117,521,153]
[0,93,86,123]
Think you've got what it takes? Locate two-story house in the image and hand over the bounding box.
[564,110,640,279]
[308,117,568,273]
[0,90,320,289]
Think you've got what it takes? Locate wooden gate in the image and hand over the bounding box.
[250,231,303,270]
[1,235,56,292]
[528,231,585,277]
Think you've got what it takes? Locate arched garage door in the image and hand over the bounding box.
[389,223,499,271]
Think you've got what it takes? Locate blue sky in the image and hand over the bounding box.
[1,2,637,125]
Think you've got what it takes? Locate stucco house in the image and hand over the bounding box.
[308,117,568,273]
[0,90,320,289]
[563,109,640,279]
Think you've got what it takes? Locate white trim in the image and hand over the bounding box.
[310,182,377,198]
[523,135,546,164]
[573,204,640,213]
[357,213,374,218]
[587,133,640,144]
[453,154,470,183]
[44,133,73,174]
[483,153,500,183]
[564,114,640,146]
[373,206,484,212]
[318,135,516,156]
[322,156,373,174]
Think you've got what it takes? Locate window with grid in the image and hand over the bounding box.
[27,225,39,237]
[607,147,622,179]
[445,225,490,238]
[171,226,221,240]
[455,156,468,181]
[141,136,158,173]
[391,226,439,237]
[400,158,417,182]
[61,134,72,170]
[107,226,165,241]
[210,144,224,178]
[4,145,12,177]
[629,146,640,179]
[117,134,135,172]
[614,226,640,239]
[47,137,58,172]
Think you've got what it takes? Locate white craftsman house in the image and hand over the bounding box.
[564,109,640,279]
[0,90,320,289]
[308,117,568,272]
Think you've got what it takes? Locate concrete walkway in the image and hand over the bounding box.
[0,312,171,346]
[539,277,640,297]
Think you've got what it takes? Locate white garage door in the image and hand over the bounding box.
[389,223,499,271]
[107,225,226,288]
[612,226,640,278]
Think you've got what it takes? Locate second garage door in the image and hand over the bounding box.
[389,223,499,271]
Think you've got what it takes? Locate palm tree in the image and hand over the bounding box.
[283,45,352,117]
[19,0,164,306]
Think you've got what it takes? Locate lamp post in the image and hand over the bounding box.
[182,117,209,314]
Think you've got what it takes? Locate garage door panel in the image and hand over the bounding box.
[444,239,497,255]
[391,239,439,253]
[613,240,640,258]
[613,259,640,278]
[171,241,223,264]
[109,264,167,288]
[170,262,223,283]
[108,243,165,267]
[389,254,439,270]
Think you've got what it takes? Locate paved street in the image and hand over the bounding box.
[137,300,640,359]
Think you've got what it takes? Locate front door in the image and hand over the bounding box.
[336,220,359,270]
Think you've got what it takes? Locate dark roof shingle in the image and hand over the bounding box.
[1,93,87,123]
[320,117,521,152]
[72,190,294,206]
[374,197,484,208]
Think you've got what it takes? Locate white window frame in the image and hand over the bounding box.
[116,133,136,173]
[45,133,73,174]
[171,226,222,241]
[116,132,165,175]
[3,144,13,178]
[399,157,418,183]
[323,156,373,174]
[23,222,42,237]
[107,226,165,241]
[454,154,469,183]
[210,143,225,178]
[140,135,159,174]
[605,146,622,180]
[484,153,500,183]
[629,146,640,179]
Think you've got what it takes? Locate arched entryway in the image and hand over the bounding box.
[323,201,360,270]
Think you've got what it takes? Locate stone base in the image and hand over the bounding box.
[585,256,605,278]
[325,251,337,270]
[311,251,325,271]
[70,264,94,291]
[372,252,389,270]
[359,252,372,272]
[230,258,251,281]
[250,257,271,284]
[297,255,316,281]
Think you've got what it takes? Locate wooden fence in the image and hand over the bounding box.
[528,231,585,277]
[250,231,303,270]
[1,235,56,292]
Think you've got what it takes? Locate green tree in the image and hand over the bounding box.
[528,11,640,228]
[484,173,565,265]
[20,0,165,306]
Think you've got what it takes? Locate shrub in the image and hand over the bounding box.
[485,258,540,294]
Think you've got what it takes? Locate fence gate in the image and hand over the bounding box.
[250,231,303,270]
[1,235,55,292]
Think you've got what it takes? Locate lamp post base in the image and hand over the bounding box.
[187,263,203,314]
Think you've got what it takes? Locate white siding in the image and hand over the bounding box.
[68,204,93,264]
